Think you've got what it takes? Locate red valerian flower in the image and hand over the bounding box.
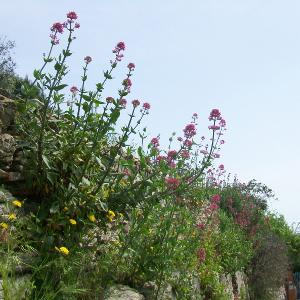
[67,11,78,20]
[51,22,63,33]
[84,56,92,64]
[132,99,140,107]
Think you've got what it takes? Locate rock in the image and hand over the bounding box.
[0,134,16,171]
[105,285,145,300]
[0,94,17,134]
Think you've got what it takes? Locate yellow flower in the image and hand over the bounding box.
[148,229,152,233]
[196,202,199,205]
[89,194,95,198]
[137,212,143,217]
[60,247,69,255]
[55,246,60,251]
[119,213,123,217]
[120,181,126,186]
[111,189,114,192]
[12,200,22,207]
[69,219,76,225]
[1,222,8,229]
[88,215,95,222]
[88,232,94,238]
[63,207,68,211]
[108,210,115,217]
[9,214,16,219]
[106,215,113,222]
[150,247,154,250]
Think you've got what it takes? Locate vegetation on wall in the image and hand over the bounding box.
[0,11,298,300]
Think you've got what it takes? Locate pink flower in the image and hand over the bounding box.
[51,22,63,33]
[249,204,254,209]
[127,63,135,71]
[181,151,190,159]
[177,137,183,142]
[165,177,180,189]
[220,140,225,144]
[122,78,132,92]
[209,109,222,121]
[67,11,78,20]
[208,125,220,130]
[198,223,205,228]
[183,124,196,139]
[132,99,140,107]
[219,164,224,170]
[212,153,220,158]
[151,138,160,147]
[200,150,208,154]
[201,136,205,140]
[106,97,113,103]
[173,221,178,225]
[228,198,232,204]
[154,155,165,163]
[141,102,150,114]
[120,98,127,107]
[167,150,177,159]
[183,139,193,148]
[70,86,78,94]
[75,22,80,28]
[199,249,205,255]
[211,195,220,202]
[219,119,226,127]
[84,56,92,64]
[210,203,218,210]
[266,217,270,222]
[113,41,126,53]
[193,113,198,119]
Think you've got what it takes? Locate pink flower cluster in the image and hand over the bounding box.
[165,177,180,189]
[113,42,126,61]
[106,97,114,103]
[197,249,206,262]
[127,63,135,71]
[141,102,150,114]
[151,138,160,147]
[120,98,127,108]
[183,124,197,139]
[122,78,132,92]
[84,56,92,64]
[209,109,222,121]
[132,99,140,108]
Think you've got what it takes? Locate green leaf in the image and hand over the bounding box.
[58,220,67,226]
[50,202,59,214]
[33,69,40,79]
[42,155,51,169]
[54,62,61,71]
[47,172,55,186]
[96,82,103,92]
[103,71,113,79]
[53,84,68,91]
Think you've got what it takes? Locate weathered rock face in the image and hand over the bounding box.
[105,285,145,300]
[0,89,18,134]
[0,133,16,171]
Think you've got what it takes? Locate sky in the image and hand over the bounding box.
[1,0,300,227]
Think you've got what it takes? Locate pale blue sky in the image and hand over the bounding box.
[1,0,300,226]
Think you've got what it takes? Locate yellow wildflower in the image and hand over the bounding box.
[196,202,199,205]
[12,200,22,207]
[9,214,16,219]
[63,207,68,211]
[1,222,8,229]
[88,215,95,222]
[106,215,113,222]
[120,181,126,186]
[89,194,95,198]
[108,210,115,217]
[111,189,114,192]
[69,219,76,225]
[137,212,143,217]
[60,247,69,255]
[88,232,94,238]
[149,229,152,233]
[150,247,154,250]
[191,234,195,238]
[119,213,123,217]
[55,246,60,251]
